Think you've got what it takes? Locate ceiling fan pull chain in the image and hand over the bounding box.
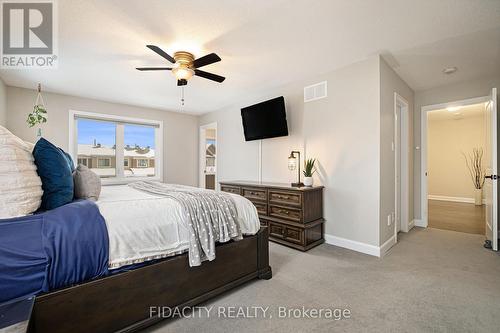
[181,86,185,107]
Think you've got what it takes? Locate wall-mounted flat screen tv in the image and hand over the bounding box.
[241,96,288,141]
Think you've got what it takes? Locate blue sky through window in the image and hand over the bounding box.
[125,124,155,148]
[77,119,155,148]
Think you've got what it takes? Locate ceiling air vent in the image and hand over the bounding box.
[304,81,327,102]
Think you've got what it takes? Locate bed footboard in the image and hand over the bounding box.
[29,227,272,333]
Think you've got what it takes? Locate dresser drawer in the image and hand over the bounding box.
[268,222,285,239]
[284,225,303,244]
[269,205,302,222]
[221,185,241,195]
[269,190,302,207]
[252,201,268,216]
[242,187,267,201]
[259,219,269,227]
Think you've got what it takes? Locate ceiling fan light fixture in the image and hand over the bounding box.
[137,46,225,85]
[172,51,195,81]
[172,66,194,81]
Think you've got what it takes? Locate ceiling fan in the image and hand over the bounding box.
[136,45,225,86]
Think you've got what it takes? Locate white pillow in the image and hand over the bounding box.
[0,125,43,219]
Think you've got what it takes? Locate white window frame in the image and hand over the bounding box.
[69,110,163,185]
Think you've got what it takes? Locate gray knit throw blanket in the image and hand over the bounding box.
[128,181,242,266]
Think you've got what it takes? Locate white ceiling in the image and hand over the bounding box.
[1,0,500,114]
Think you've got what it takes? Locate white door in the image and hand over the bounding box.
[484,88,498,251]
[395,107,402,232]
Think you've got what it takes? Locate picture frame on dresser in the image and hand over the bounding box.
[220,181,324,251]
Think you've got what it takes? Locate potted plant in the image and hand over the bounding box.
[303,158,316,187]
[463,148,485,206]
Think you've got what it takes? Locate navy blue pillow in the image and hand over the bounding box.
[33,138,74,210]
[59,148,75,172]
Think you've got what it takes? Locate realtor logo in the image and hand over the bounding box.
[1,0,57,68]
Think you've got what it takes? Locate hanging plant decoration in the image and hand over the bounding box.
[27,104,48,128]
[26,84,48,138]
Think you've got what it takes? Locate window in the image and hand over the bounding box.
[137,159,148,168]
[124,124,155,177]
[70,111,163,184]
[98,158,111,168]
[76,119,116,178]
[77,158,87,166]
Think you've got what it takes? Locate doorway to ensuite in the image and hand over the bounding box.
[420,89,498,250]
[199,123,217,190]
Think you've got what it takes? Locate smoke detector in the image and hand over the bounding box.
[442,67,458,75]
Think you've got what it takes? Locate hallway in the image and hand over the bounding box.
[428,199,485,235]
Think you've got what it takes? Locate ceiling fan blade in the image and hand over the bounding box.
[192,53,221,68]
[146,45,175,63]
[177,79,188,86]
[194,69,225,83]
[136,67,172,71]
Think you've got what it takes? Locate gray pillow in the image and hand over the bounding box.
[73,164,101,201]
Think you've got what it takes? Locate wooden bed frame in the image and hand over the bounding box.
[28,227,271,333]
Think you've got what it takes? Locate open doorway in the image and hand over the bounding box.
[427,103,488,234]
[420,89,498,250]
[199,123,217,190]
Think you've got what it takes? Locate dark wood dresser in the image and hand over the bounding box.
[220,181,324,251]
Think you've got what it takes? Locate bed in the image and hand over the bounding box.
[0,183,271,333]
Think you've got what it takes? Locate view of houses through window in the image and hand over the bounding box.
[76,118,156,178]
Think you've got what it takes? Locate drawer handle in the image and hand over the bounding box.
[277,195,290,200]
[278,209,290,215]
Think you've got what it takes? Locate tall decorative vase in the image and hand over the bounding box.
[474,188,482,206]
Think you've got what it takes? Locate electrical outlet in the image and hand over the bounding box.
[387,215,392,226]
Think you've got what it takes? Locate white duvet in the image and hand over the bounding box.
[97,185,260,269]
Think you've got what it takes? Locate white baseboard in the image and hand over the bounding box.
[324,234,396,257]
[407,219,415,231]
[428,195,485,205]
[413,219,426,227]
[379,235,397,257]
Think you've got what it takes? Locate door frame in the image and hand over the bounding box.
[394,93,411,240]
[199,122,218,189]
[420,96,490,227]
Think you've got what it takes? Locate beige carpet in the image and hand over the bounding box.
[144,228,500,333]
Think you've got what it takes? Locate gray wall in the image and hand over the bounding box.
[0,78,6,127]
[413,76,500,220]
[6,86,199,186]
[201,57,383,247]
[379,58,415,245]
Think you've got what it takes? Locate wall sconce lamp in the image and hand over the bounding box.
[288,151,304,187]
